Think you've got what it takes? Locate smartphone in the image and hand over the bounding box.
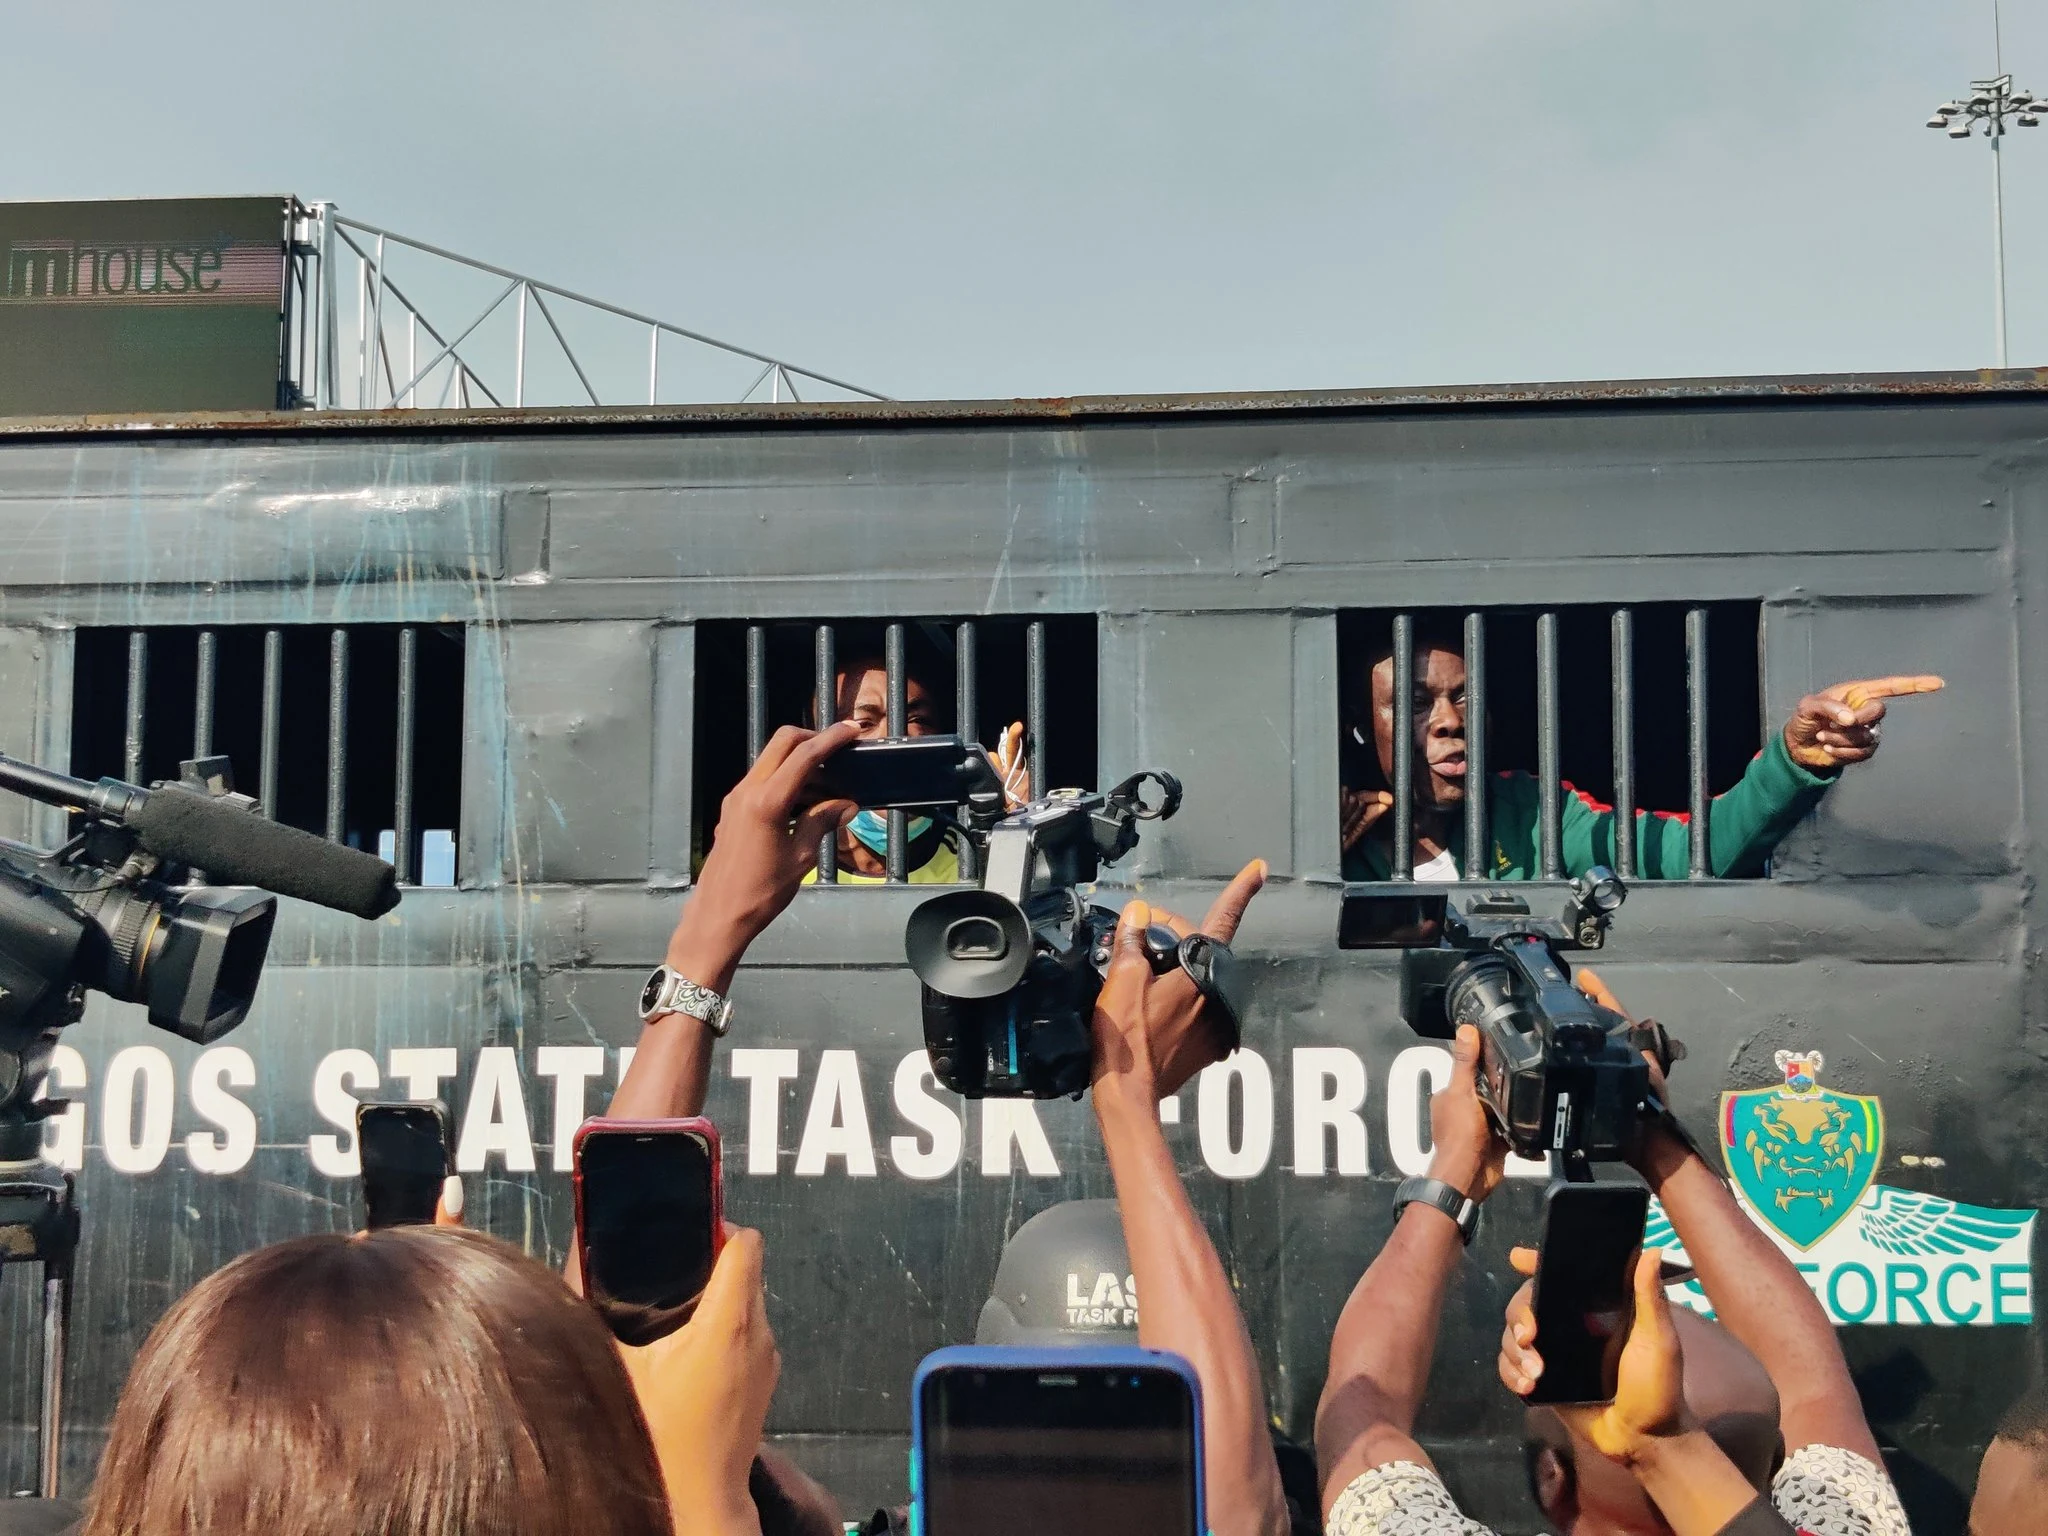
[572,1118,724,1347]
[356,1101,450,1230]
[818,735,987,809]
[1524,1181,1651,1406]
[912,1346,1204,1536]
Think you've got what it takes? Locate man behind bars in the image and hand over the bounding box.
[802,651,1030,883]
[1340,618,1943,881]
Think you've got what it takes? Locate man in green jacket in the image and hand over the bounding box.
[1340,623,1943,881]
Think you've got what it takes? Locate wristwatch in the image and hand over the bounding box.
[637,965,735,1036]
[1393,1175,1481,1246]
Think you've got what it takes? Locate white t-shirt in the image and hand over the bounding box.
[1414,846,1459,882]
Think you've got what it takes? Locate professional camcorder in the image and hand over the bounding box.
[0,750,399,1164]
[825,737,1246,1099]
[1340,870,1674,1175]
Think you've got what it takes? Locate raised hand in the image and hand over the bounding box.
[991,720,1032,808]
[1783,675,1943,770]
[620,1227,780,1536]
[1427,1024,1508,1205]
[1341,788,1395,852]
[1090,859,1266,1100]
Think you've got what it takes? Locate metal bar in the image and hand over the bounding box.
[1686,607,1710,879]
[123,631,147,784]
[260,630,283,817]
[745,626,768,764]
[317,203,338,408]
[513,282,528,407]
[394,627,418,884]
[739,360,775,401]
[647,326,660,405]
[1537,611,1562,880]
[355,246,367,409]
[368,233,386,409]
[529,287,601,406]
[1390,613,1414,879]
[326,630,349,842]
[814,626,838,883]
[330,235,506,407]
[885,622,908,882]
[38,1272,65,1498]
[386,276,519,406]
[330,214,890,399]
[406,311,417,408]
[1611,608,1637,880]
[1462,612,1488,880]
[956,620,980,881]
[1026,620,1048,796]
[193,630,217,758]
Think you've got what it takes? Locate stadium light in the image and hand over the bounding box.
[1928,47,2045,366]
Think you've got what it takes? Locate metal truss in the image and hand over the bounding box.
[292,203,886,411]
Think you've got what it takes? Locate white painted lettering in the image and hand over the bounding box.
[38,1044,87,1172]
[1198,1051,1274,1180]
[795,1050,877,1176]
[1386,1043,1544,1179]
[455,1047,536,1173]
[730,1048,800,1175]
[981,1100,1060,1177]
[535,1045,605,1172]
[889,1052,963,1180]
[387,1047,458,1104]
[102,1046,174,1174]
[185,1046,257,1175]
[1292,1047,1369,1176]
[309,1048,380,1176]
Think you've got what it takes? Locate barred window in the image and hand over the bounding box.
[693,616,1098,883]
[1335,603,1765,881]
[69,624,465,887]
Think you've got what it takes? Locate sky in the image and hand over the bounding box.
[7,0,2048,402]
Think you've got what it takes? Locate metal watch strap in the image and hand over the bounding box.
[639,966,733,1036]
[1393,1175,1480,1246]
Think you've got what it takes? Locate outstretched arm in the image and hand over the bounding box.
[1314,1025,1506,1510]
[611,722,859,1122]
[1091,865,1285,1536]
[1580,970,1883,1465]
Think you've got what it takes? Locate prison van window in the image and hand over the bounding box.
[1334,604,1764,881]
[68,625,465,887]
[693,617,1099,884]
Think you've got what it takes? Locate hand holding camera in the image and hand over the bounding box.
[1089,859,1266,1104]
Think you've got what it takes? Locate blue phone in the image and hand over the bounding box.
[910,1345,1205,1536]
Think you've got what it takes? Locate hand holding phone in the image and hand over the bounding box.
[356,1102,451,1230]
[816,735,1003,809]
[1519,1181,1649,1406]
[912,1346,1205,1536]
[573,1118,725,1347]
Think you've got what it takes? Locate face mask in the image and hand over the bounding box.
[849,809,932,855]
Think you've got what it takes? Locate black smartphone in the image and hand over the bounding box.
[356,1101,450,1230]
[818,735,987,809]
[914,1347,1203,1535]
[1525,1181,1651,1405]
[573,1118,724,1347]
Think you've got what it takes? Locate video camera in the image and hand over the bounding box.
[823,737,1245,1099]
[0,750,399,1164]
[1340,869,1664,1175]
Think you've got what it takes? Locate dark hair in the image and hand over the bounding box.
[83,1227,671,1536]
[1997,1381,2048,1452]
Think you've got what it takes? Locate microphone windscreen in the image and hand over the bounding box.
[128,788,402,919]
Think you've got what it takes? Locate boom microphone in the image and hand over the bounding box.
[128,787,402,919]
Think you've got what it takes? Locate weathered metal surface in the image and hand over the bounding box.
[0,374,2042,1533]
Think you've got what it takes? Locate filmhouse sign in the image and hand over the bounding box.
[36,1036,2034,1328]
[3,235,279,305]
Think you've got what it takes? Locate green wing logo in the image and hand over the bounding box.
[1854,1187,2034,1256]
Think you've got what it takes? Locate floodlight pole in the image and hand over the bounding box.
[1992,129,2007,367]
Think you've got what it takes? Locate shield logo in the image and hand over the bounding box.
[1720,1050,1884,1250]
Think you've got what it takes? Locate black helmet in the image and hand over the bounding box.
[974,1199,1137,1346]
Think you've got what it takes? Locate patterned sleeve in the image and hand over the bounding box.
[1770,1443,1912,1536]
[1325,1460,1498,1536]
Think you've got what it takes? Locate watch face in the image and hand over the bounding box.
[640,968,666,1015]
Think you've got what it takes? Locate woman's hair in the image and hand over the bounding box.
[83,1226,671,1536]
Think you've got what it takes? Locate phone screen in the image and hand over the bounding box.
[578,1128,719,1347]
[1526,1182,1650,1405]
[358,1104,448,1230]
[921,1365,1199,1535]
[819,736,976,808]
